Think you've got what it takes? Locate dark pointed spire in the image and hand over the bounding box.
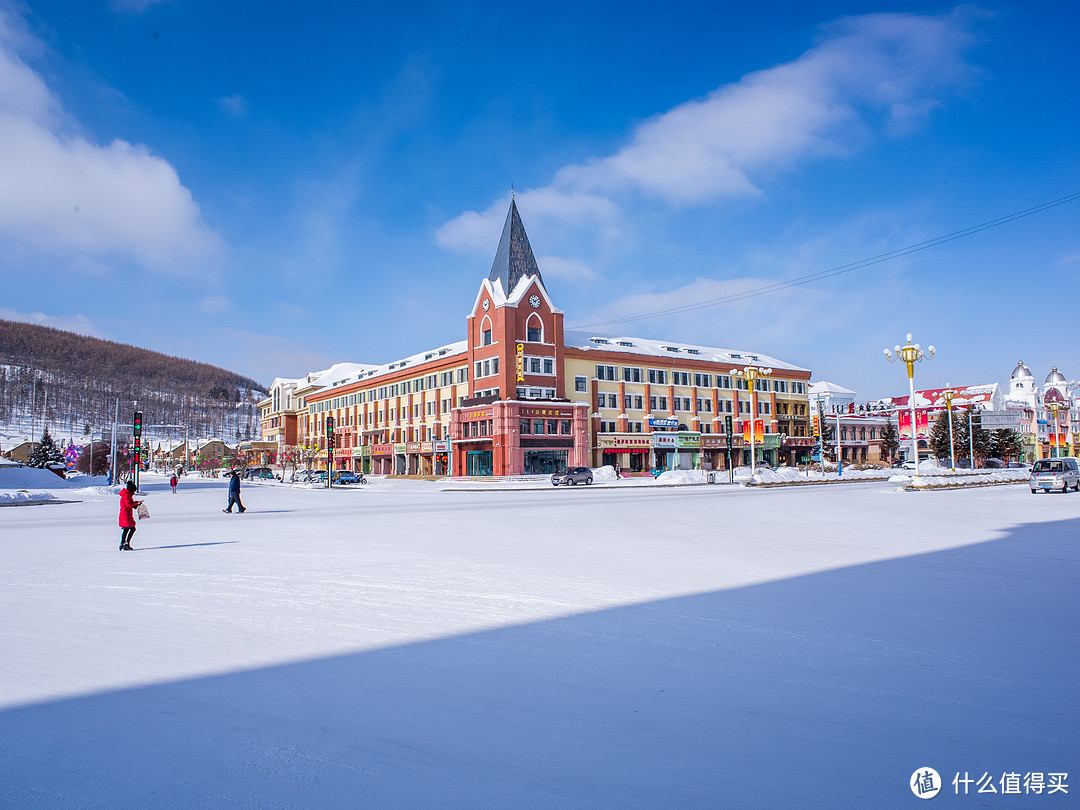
[488,198,544,295]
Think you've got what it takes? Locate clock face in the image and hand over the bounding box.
[529,294,541,309]
[482,299,490,311]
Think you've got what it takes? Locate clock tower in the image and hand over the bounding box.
[454,197,587,475]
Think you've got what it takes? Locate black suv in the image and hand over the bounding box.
[551,467,593,486]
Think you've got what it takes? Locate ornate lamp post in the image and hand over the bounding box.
[731,364,772,478]
[884,334,934,480]
[943,386,956,471]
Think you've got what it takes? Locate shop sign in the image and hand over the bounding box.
[520,406,574,418]
[372,443,393,456]
[649,416,679,429]
[676,433,701,449]
[701,436,727,450]
[433,440,449,453]
[406,442,422,453]
[516,343,524,382]
[464,409,492,420]
[652,433,677,449]
[597,434,651,449]
[393,444,407,454]
[420,442,433,454]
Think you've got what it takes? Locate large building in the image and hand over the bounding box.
[261,201,813,475]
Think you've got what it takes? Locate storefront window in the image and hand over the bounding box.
[561,420,571,435]
[520,420,531,434]
[533,419,545,434]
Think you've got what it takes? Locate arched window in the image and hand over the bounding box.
[480,316,493,346]
[526,313,544,343]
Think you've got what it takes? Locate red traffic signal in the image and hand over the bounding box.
[133,411,143,439]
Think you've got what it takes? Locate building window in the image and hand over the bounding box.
[527,325,541,342]
[482,329,492,346]
[575,376,587,393]
[673,371,690,386]
[648,369,667,385]
[596,365,616,381]
[623,367,643,383]
[533,419,545,434]
[561,420,572,435]
[543,358,554,375]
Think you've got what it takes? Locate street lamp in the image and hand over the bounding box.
[884,334,934,480]
[731,364,772,478]
[943,385,956,471]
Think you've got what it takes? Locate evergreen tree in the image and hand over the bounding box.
[989,428,1023,462]
[27,427,65,468]
[928,411,965,464]
[880,420,900,462]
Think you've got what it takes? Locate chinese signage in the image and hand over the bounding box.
[516,343,524,382]
[649,416,679,429]
[520,406,574,418]
[372,443,393,456]
[652,434,677,449]
[433,440,449,453]
[597,435,651,449]
[676,434,700,449]
[406,442,422,453]
[463,409,492,420]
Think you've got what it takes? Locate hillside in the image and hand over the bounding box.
[0,319,266,442]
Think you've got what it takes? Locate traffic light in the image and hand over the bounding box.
[724,415,733,435]
[133,411,143,440]
[326,416,335,441]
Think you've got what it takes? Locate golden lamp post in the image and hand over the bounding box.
[730,364,772,478]
[943,386,957,471]
[884,334,934,480]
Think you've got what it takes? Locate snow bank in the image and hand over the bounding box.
[0,467,88,491]
[654,469,707,485]
[591,465,618,482]
[750,466,893,485]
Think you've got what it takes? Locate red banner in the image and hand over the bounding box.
[742,419,764,443]
[897,408,929,440]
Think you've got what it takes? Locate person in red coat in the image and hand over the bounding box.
[119,480,143,551]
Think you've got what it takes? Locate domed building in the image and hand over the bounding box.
[1008,360,1036,406]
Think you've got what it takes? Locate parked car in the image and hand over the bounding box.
[1023,457,1075,494]
[289,470,312,484]
[309,470,328,484]
[332,470,361,485]
[551,467,593,486]
[243,467,276,481]
[1029,457,1080,494]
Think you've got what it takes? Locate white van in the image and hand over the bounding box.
[1029,457,1080,493]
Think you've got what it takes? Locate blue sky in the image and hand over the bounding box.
[1,0,1077,398]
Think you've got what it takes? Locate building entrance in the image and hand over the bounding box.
[466,450,493,476]
[523,449,567,474]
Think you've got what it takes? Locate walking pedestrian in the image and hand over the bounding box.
[224,470,246,513]
[170,473,178,493]
[118,480,142,550]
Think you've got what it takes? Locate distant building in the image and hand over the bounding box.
[267,200,815,475]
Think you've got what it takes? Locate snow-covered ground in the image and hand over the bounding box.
[0,472,1076,807]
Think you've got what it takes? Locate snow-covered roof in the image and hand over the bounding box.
[305,341,469,400]
[563,330,810,373]
[889,384,1001,409]
[809,381,856,397]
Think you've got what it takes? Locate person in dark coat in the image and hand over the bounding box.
[119,480,142,550]
[224,470,246,513]
[170,473,178,493]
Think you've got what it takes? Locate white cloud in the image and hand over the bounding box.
[0,307,100,336]
[435,188,618,254]
[0,6,220,272]
[216,93,249,117]
[535,254,595,283]
[438,10,976,254]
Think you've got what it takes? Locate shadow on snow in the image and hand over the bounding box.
[1,518,1077,808]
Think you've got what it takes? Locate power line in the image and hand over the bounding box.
[569,191,1080,330]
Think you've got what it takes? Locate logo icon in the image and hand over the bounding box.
[911,767,941,799]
